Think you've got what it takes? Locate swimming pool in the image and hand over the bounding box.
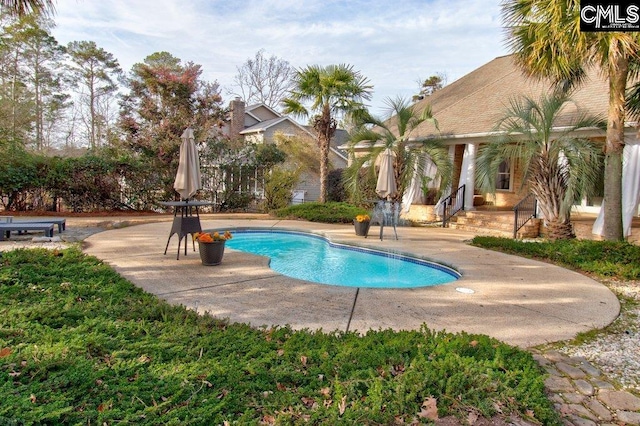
[224,229,459,289]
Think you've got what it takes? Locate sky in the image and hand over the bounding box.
[51,0,508,116]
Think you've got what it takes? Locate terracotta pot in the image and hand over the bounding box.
[198,240,225,266]
[353,220,371,237]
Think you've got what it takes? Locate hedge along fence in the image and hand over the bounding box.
[0,149,276,213]
[0,129,298,213]
[0,150,157,213]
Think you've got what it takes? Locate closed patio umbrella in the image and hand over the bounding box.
[376,148,397,200]
[173,127,202,200]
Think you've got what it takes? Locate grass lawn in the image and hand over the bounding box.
[0,247,559,425]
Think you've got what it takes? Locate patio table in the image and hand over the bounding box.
[159,201,213,260]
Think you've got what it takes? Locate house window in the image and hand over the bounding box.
[496,161,511,191]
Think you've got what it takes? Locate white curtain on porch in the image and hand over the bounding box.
[592,141,640,237]
[458,143,477,210]
[401,155,439,213]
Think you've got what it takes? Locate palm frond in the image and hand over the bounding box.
[281,98,308,119]
[1,0,55,17]
[348,127,385,146]
[627,57,640,121]
[416,140,452,193]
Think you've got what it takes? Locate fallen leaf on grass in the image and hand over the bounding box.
[390,364,405,376]
[29,394,37,403]
[0,347,12,358]
[338,395,347,416]
[418,396,438,420]
[261,414,276,425]
[301,396,317,409]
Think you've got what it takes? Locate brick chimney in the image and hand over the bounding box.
[229,97,245,141]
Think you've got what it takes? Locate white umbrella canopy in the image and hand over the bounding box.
[375,148,398,200]
[173,127,202,200]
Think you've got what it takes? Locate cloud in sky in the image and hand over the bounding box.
[52,0,507,115]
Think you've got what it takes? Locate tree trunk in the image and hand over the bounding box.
[319,135,329,203]
[545,220,575,240]
[602,45,628,241]
[90,70,96,149]
[316,104,335,203]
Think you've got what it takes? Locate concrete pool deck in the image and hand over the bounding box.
[81,217,620,349]
[76,216,620,347]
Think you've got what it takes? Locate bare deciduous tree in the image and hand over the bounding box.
[229,49,295,110]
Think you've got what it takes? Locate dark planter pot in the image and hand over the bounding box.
[198,240,226,266]
[353,220,371,237]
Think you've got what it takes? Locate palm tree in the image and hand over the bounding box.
[1,0,55,16]
[476,93,605,240]
[344,96,451,205]
[502,0,640,241]
[282,64,372,203]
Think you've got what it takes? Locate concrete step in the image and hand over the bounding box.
[454,217,515,230]
[450,211,541,238]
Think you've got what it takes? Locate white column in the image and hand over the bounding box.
[459,143,477,211]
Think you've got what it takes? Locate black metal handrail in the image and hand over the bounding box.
[441,185,466,228]
[513,193,537,238]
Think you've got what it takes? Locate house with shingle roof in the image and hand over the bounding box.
[224,98,348,203]
[348,54,639,236]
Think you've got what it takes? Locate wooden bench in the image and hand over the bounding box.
[0,223,55,241]
[13,218,66,233]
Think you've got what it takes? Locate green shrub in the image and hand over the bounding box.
[0,144,47,210]
[272,201,370,223]
[471,237,640,280]
[218,189,254,212]
[48,155,122,212]
[263,167,300,211]
[327,169,346,202]
[0,248,559,425]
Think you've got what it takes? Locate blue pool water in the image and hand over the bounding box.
[224,229,459,288]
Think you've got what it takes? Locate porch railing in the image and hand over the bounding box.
[441,185,466,228]
[513,193,537,239]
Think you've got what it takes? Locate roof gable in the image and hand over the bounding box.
[240,116,313,137]
[246,103,281,122]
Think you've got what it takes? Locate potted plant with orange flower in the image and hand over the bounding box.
[194,230,233,265]
[353,214,371,237]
